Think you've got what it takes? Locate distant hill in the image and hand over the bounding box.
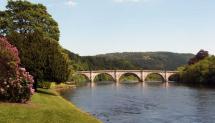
[64,50,194,70]
[82,52,194,70]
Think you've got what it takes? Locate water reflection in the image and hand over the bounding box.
[90,82,96,88]
[60,82,215,123]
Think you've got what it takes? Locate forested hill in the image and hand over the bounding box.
[65,51,194,71]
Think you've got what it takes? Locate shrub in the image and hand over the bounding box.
[37,82,52,89]
[0,37,34,103]
[0,36,20,80]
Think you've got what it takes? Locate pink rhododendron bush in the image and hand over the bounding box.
[0,36,34,103]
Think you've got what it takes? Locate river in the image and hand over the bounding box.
[60,82,215,123]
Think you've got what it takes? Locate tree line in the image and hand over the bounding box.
[65,50,194,71]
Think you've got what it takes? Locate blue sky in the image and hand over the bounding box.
[0,0,215,56]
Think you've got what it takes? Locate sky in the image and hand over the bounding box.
[0,0,215,56]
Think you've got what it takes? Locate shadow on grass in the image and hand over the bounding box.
[37,88,58,96]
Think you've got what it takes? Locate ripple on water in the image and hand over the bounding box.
[60,82,215,123]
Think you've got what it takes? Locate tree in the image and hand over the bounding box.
[0,0,59,40]
[0,1,70,84]
[188,49,209,65]
[179,49,215,84]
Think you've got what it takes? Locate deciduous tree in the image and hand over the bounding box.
[0,1,70,84]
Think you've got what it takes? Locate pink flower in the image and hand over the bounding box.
[0,37,34,103]
[19,67,26,72]
[30,88,35,95]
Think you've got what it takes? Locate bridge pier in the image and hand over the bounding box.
[90,77,94,83]
[115,78,120,83]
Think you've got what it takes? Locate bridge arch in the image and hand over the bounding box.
[93,73,115,82]
[145,73,165,82]
[168,73,180,82]
[119,72,142,83]
[75,73,91,82]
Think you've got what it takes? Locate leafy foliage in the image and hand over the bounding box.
[188,49,209,65]
[0,1,59,40]
[119,74,140,83]
[179,50,215,83]
[0,1,70,83]
[145,74,164,82]
[94,74,114,82]
[83,52,194,70]
[37,81,52,89]
[0,36,20,80]
[63,49,89,82]
[0,37,34,103]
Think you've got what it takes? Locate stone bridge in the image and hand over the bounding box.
[77,70,178,83]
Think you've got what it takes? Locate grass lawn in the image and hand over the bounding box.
[0,89,102,123]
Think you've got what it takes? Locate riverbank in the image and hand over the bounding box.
[0,88,102,123]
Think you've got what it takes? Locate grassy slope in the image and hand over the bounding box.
[0,89,101,123]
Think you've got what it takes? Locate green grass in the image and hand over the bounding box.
[0,89,102,123]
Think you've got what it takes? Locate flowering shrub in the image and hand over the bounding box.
[0,36,20,80]
[0,36,34,103]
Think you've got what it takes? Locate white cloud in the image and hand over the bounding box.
[65,0,77,7]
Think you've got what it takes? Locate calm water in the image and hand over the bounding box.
[60,82,215,123]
